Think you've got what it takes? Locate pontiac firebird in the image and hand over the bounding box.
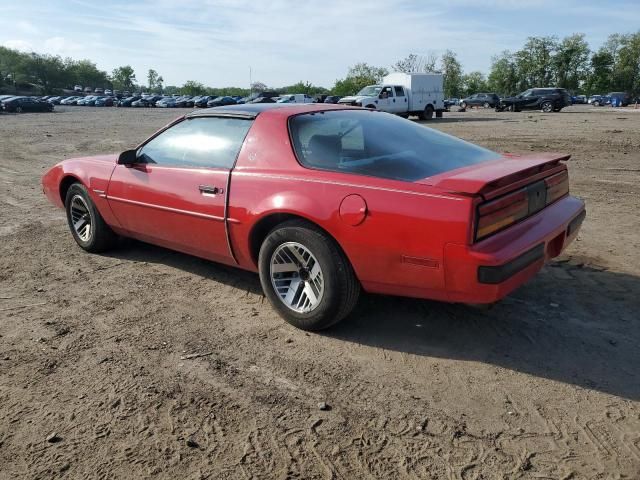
[42,104,585,330]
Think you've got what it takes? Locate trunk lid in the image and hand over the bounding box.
[417,153,570,200]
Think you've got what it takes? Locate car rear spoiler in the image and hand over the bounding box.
[417,153,570,200]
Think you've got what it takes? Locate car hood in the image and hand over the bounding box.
[339,95,370,103]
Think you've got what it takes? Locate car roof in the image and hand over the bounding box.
[186,103,359,119]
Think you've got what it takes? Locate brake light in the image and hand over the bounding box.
[476,188,528,241]
[475,170,570,242]
[545,170,569,204]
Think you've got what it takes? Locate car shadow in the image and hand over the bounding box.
[104,241,640,401]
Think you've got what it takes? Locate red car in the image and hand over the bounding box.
[42,104,585,330]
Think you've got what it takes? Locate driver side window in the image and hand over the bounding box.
[138,117,253,169]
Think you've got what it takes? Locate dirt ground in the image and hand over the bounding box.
[0,104,639,480]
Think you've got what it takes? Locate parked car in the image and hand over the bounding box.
[323,95,342,104]
[132,95,163,107]
[444,98,459,109]
[74,85,83,92]
[61,96,81,105]
[277,94,315,104]
[607,92,631,107]
[572,95,587,104]
[123,90,131,97]
[42,104,585,330]
[194,96,214,108]
[207,96,237,107]
[496,88,571,112]
[117,96,141,107]
[459,93,500,109]
[248,96,277,104]
[104,89,113,96]
[155,97,177,108]
[94,87,104,94]
[77,96,96,106]
[2,96,54,113]
[95,97,114,107]
[242,91,279,104]
[588,95,610,106]
[84,87,93,93]
[47,96,63,105]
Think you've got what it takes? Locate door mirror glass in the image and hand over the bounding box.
[118,149,138,165]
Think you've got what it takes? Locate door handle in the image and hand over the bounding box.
[199,185,223,195]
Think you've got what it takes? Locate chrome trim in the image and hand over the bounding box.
[107,195,225,222]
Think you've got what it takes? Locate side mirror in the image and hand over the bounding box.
[117,149,138,165]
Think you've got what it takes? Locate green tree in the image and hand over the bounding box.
[586,48,613,94]
[462,71,488,96]
[331,62,388,96]
[553,33,590,91]
[111,65,136,90]
[64,59,109,90]
[440,50,463,98]
[612,32,640,94]
[392,53,438,73]
[515,36,558,89]
[487,51,518,96]
[279,80,328,95]
[180,80,206,96]
[147,69,159,91]
[22,53,66,93]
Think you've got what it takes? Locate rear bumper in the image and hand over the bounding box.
[443,195,585,303]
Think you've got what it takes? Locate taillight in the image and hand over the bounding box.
[476,188,528,241]
[475,169,570,242]
[545,170,569,204]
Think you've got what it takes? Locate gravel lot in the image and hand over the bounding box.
[1,105,639,479]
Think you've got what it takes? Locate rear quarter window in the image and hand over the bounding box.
[289,110,499,182]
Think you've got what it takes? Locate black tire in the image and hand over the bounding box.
[258,220,360,331]
[15,106,22,113]
[483,101,490,108]
[459,101,467,109]
[65,183,117,253]
[541,101,553,113]
[420,104,434,121]
[365,104,376,109]
[593,100,600,107]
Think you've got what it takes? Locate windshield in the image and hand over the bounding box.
[356,85,382,96]
[289,110,499,182]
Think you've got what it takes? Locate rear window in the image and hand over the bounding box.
[289,110,499,182]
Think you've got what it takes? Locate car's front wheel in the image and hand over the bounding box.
[65,183,117,252]
[258,220,360,331]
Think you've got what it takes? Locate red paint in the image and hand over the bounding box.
[339,194,367,226]
[42,104,586,305]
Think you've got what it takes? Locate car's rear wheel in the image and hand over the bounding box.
[420,104,434,120]
[258,220,360,331]
[459,101,467,109]
[483,101,490,108]
[541,101,553,113]
[65,183,117,253]
[593,100,600,107]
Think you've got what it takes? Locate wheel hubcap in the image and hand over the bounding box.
[270,242,324,313]
[70,195,92,242]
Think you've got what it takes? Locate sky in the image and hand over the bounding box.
[1,0,639,89]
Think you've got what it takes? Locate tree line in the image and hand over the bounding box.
[1,30,639,98]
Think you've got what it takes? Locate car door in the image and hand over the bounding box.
[522,89,541,109]
[391,86,408,113]
[107,116,253,264]
[376,86,393,110]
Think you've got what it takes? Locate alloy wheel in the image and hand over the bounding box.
[70,194,92,242]
[270,242,324,313]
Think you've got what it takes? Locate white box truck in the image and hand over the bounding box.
[338,72,445,120]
